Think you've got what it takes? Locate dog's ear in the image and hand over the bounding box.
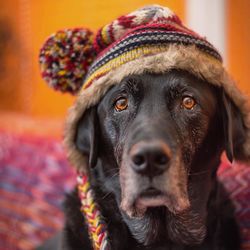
[75,107,99,168]
[222,91,246,163]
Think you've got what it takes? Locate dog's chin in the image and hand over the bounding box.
[121,191,206,246]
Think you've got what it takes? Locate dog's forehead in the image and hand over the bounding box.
[103,70,217,100]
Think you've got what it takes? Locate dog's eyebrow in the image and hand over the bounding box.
[165,80,186,98]
[121,77,141,93]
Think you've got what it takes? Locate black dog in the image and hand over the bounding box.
[40,70,244,249]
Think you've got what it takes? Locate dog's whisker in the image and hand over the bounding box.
[188,170,210,176]
[104,168,119,175]
[99,173,119,200]
[101,191,113,200]
[106,172,119,181]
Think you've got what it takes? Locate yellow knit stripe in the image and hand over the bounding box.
[83,45,170,90]
[83,42,220,91]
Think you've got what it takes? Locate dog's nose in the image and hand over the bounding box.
[129,141,171,177]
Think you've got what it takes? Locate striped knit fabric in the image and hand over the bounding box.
[84,27,221,90]
[0,131,76,250]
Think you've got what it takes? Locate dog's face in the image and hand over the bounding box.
[76,70,245,246]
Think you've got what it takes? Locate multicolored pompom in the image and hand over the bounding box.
[39,28,96,94]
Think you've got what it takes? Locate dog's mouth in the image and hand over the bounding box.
[135,188,168,209]
[121,185,190,218]
[120,154,190,218]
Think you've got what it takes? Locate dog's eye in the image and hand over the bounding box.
[182,96,196,110]
[115,97,128,111]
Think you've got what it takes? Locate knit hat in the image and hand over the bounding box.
[39,5,250,172]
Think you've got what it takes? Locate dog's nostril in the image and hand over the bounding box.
[129,141,171,177]
[132,154,145,166]
[155,153,169,165]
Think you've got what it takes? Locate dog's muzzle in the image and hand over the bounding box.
[120,139,190,217]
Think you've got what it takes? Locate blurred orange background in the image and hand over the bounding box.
[0,0,249,136]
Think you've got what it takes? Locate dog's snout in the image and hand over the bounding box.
[129,141,171,177]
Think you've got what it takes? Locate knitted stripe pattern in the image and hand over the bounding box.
[90,26,222,76]
[77,174,110,250]
[82,25,221,89]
